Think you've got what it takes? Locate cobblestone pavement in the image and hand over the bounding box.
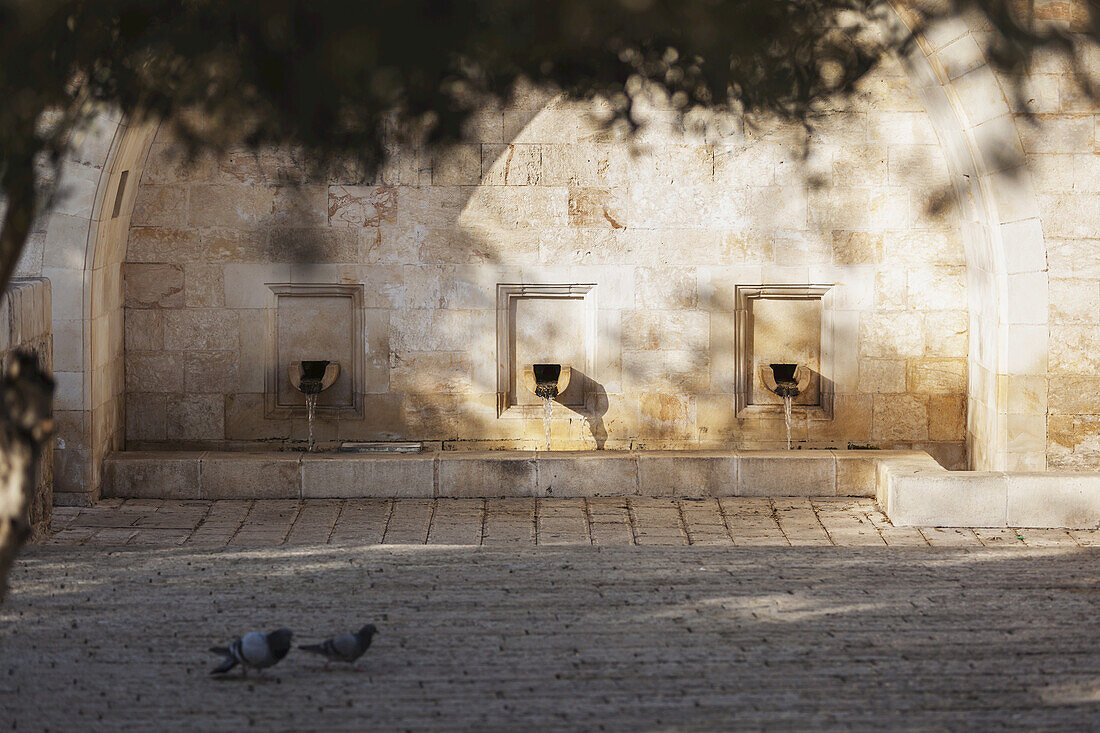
[2,499,1098,730]
[45,497,1100,548]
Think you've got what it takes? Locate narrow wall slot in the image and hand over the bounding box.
[111,170,129,219]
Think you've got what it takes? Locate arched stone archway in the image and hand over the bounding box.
[34,9,1059,502]
[25,113,157,503]
[882,3,1051,472]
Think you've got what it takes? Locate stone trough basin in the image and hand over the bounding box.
[103,448,1100,529]
[104,449,887,501]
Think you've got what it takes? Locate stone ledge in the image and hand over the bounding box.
[739,451,834,497]
[103,451,202,500]
[103,449,899,499]
[876,456,1100,529]
[540,452,639,497]
[301,453,435,498]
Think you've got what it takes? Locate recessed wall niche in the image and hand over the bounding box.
[735,284,835,419]
[266,283,364,418]
[496,283,596,417]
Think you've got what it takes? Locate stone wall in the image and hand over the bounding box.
[0,278,54,539]
[995,12,1100,470]
[120,62,973,467]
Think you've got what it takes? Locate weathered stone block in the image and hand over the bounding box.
[163,310,239,351]
[1006,474,1100,529]
[124,263,184,308]
[301,455,436,498]
[621,311,709,352]
[1049,278,1099,324]
[199,228,269,263]
[201,453,301,499]
[224,393,287,440]
[328,185,398,227]
[738,452,835,496]
[859,312,924,357]
[126,352,183,393]
[540,142,620,186]
[637,452,735,497]
[391,309,490,353]
[128,227,203,263]
[221,264,291,308]
[432,144,482,185]
[695,394,736,436]
[1048,376,1100,414]
[437,452,538,497]
[390,352,473,394]
[832,231,883,265]
[858,360,906,393]
[213,146,265,184]
[875,268,910,308]
[638,393,696,441]
[538,452,638,497]
[907,267,967,311]
[907,358,967,393]
[568,187,627,229]
[270,185,328,226]
[923,311,968,357]
[887,472,1007,527]
[131,185,188,228]
[928,394,966,442]
[834,452,878,497]
[1049,325,1100,375]
[183,351,239,394]
[268,227,360,263]
[482,144,542,185]
[872,395,929,441]
[184,263,225,308]
[166,393,224,441]
[141,143,213,185]
[808,395,873,441]
[104,452,200,499]
[188,184,270,227]
[1047,414,1100,470]
[125,394,167,442]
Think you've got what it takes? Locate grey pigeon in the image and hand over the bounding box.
[210,628,294,676]
[300,624,377,667]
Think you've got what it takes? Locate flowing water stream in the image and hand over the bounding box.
[541,396,554,451]
[306,393,318,452]
[783,394,793,450]
[535,383,558,451]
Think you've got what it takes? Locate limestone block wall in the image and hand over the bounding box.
[121,63,972,466]
[907,0,1100,470]
[0,278,54,539]
[994,8,1100,470]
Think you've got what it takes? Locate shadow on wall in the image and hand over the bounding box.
[123,65,977,465]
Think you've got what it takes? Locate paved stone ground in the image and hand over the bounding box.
[2,499,1099,730]
[44,497,1100,548]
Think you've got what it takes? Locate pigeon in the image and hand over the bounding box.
[210,628,294,676]
[299,624,378,667]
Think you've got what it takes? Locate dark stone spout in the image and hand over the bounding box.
[298,360,331,395]
[770,363,800,398]
[289,360,340,396]
[532,363,561,399]
[761,362,811,399]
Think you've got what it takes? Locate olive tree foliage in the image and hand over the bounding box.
[0,0,1096,594]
